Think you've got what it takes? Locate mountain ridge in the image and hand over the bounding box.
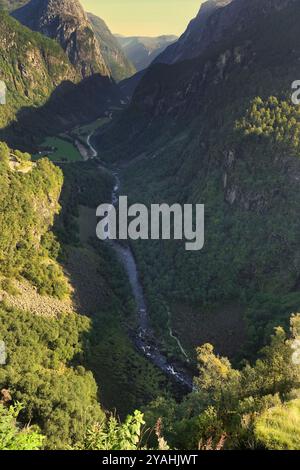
[155,0,234,65]
[87,12,136,82]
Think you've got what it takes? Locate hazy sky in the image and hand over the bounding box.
[81,0,202,37]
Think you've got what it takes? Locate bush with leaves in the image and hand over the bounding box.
[0,403,44,450]
[74,411,145,451]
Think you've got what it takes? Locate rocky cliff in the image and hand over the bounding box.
[88,12,136,82]
[155,0,233,65]
[12,0,110,78]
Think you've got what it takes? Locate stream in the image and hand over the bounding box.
[86,131,193,391]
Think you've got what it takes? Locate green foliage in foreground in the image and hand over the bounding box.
[0,403,44,450]
[0,306,104,449]
[0,402,146,451]
[144,314,300,450]
[2,310,300,450]
[75,411,145,451]
[255,398,300,450]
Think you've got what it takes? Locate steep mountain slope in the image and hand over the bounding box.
[117,0,232,99]
[155,0,233,65]
[88,12,136,82]
[116,35,178,72]
[12,0,110,78]
[96,0,300,356]
[0,11,120,150]
[0,10,78,129]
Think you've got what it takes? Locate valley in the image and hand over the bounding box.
[54,116,195,390]
[2,0,300,453]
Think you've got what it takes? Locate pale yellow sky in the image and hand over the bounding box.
[81,0,202,37]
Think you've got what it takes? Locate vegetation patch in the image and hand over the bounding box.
[35,136,83,162]
[255,399,300,450]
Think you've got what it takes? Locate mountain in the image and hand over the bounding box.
[97,0,300,354]
[116,35,178,72]
[155,0,234,65]
[0,10,77,129]
[119,0,238,99]
[87,12,136,82]
[0,10,120,149]
[119,0,234,99]
[12,0,110,78]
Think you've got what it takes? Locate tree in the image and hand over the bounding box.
[194,343,241,408]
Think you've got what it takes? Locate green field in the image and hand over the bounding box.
[35,136,83,162]
[34,113,119,163]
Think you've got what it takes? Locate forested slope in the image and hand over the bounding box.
[96,0,300,357]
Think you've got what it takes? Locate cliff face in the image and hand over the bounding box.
[12,0,110,78]
[155,0,297,65]
[132,0,299,118]
[88,12,136,82]
[155,0,233,65]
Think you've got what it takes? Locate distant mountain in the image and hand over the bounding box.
[116,35,178,72]
[87,12,136,82]
[155,0,233,65]
[12,0,110,79]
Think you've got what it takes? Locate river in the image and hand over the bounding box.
[86,131,193,391]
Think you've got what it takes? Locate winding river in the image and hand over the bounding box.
[86,132,193,391]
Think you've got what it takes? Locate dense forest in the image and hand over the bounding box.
[1,119,300,450]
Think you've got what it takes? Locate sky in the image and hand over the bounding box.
[81,0,202,37]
